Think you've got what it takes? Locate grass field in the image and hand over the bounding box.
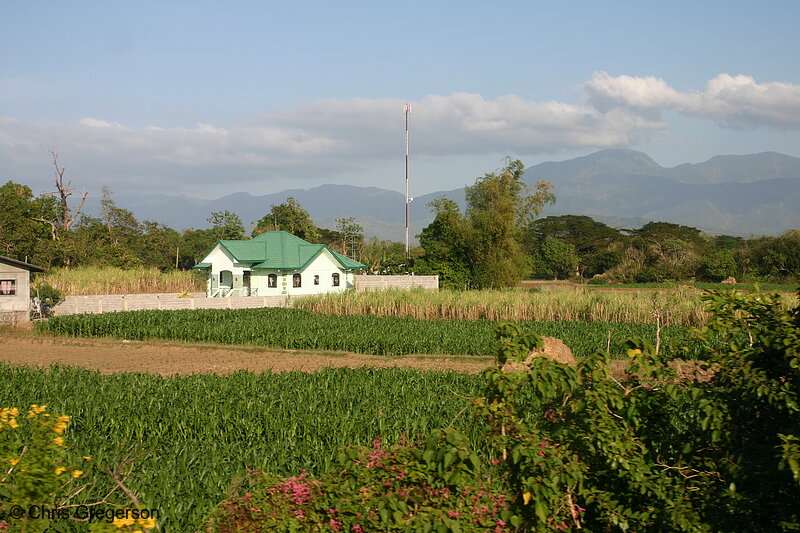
[34,266,205,295]
[294,287,711,325]
[294,286,798,326]
[585,281,799,292]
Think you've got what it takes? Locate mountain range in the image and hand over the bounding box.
[88,149,800,240]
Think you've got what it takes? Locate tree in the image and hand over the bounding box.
[47,150,87,234]
[252,197,318,241]
[745,230,800,280]
[336,217,364,260]
[97,187,141,248]
[208,211,246,240]
[632,221,708,250]
[525,215,625,277]
[137,221,182,269]
[414,198,474,289]
[361,238,409,274]
[0,182,54,262]
[465,158,554,288]
[335,217,364,260]
[177,228,218,269]
[700,249,738,281]
[534,237,579,280]
[416,159,555,289]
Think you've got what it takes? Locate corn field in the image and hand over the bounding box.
[0,364,487,531]
[36,308,706,359]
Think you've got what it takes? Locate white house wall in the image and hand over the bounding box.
[0,263,31,318]
[204,244,355,297]
[206,245,247,275]
[204,244,252,296]
[272,249,350,296]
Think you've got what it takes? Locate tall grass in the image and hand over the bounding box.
[34,266,205,295]
[294,287,712,326]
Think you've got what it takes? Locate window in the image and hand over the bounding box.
[314,275,320,286]
[293,273,302,288]
[0,280,15,296]
[268,274,278,288]
[332,273,340,287]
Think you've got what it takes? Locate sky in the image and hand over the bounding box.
[2,0,800,201]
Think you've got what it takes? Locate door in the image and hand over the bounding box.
[243,271,251,296]
[219,270,233,296]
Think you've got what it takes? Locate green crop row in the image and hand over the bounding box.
[0,364,487,531]
[37,307,707,359]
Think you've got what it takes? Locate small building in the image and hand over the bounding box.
[193,231,366,297]
[0,255,45,323]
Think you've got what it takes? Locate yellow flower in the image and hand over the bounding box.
[8,458,20,466]
[53,436,65,447]
[8,407,19,417]
[113,516,135,528]
[8,418,19,429]
[627,348,643,358]
[138,517,157,529]
[31,404,47,414]
[83,456,92,461]
[54,466,66,475]
[57,415,70,423]
[71,470,83,478]
[523,491,532,505]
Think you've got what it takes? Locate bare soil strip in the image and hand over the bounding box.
[0,325,492,376]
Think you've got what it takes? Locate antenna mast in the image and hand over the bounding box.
[404,103,411,259]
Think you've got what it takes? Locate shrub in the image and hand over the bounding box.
[30,282,64,309]
[208,432,511,532]
[208,289,800,532]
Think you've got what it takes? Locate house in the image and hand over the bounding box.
[0,255,45,323]
[193,231,366,297]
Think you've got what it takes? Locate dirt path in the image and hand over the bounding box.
[0,325,493,376]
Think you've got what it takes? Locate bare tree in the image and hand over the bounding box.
[49,150,87,232]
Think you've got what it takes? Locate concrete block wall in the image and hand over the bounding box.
[53,293,288,316]
[50,277,437,317]
[353,275,438,291]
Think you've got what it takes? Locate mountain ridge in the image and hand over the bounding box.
[83,149,800,240]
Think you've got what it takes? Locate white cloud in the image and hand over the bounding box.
[585,72,800,129]
[78,117,127,129]
[1,72,798,196]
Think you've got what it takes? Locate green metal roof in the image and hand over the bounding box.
[200,231,366,271]
[192,262,211,269]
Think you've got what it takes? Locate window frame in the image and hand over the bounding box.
[267,273,278,288]
[331,273,340,287]
[0,279,16,296]
[292,273,302,288]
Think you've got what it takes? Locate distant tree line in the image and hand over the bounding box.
[2,155,798,288]
[0,179,367,271]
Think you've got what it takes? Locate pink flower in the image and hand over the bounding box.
[448,511,461,518]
